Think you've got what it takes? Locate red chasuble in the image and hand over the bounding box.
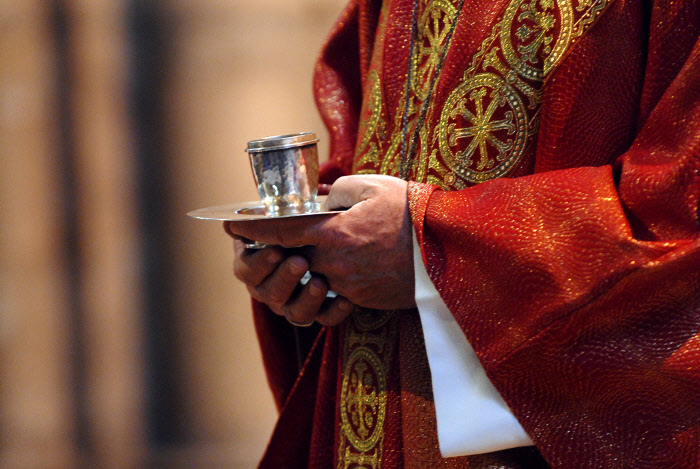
[252,1,700,467]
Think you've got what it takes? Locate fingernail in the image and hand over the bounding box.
[338,299,353,312]
[288,257,307,275]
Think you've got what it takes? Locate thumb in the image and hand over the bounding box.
[321,176,364,211]
[321,175,389,211]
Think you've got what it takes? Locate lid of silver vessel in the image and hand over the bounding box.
[246,132,318,153]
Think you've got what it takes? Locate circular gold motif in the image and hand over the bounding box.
[500,0,573,80]
[411,0,458,102]
[439,73,528,183]
[340,348,386,452]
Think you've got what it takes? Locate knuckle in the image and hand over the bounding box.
[325,259,354,283]
[334,175,352,188]
[260,285,287,306]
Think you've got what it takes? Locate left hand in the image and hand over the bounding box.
[226,175,416,323]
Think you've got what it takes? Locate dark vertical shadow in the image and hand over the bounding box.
[126,1,184,448]
[49,0,90,457]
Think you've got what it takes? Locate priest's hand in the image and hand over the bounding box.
[225,175,416,326]
[227,239,348,326]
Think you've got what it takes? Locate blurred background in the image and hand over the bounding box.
[0,0,346,467]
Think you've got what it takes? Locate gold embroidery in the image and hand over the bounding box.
[411,0,459,101]
[379,96,414,176]
[438,72,529,182]
[354,0,463,178]
[354,70,384,173]
[338,310,397,469]
[436,0,611,184]
[341,349,386,451]
[573,0,608,35]
[500,0,573,79]
[353,0,612,184]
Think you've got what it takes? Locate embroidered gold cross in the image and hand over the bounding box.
[448,87,515,170]
[347,361,379,439]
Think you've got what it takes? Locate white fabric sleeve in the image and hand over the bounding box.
[412,229,535,457]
